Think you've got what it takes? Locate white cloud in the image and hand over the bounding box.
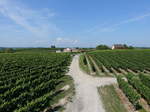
[54,37,79,45]
[119,13,150,24]
[0,0,60,37]
[92,12,150,33]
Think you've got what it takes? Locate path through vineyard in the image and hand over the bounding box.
[65,55,117,112]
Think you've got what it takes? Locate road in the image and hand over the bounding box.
[65,55,117,112]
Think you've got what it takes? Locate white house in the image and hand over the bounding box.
[112,44,125,50]
[56,50,62,53]
[63,48,72,52]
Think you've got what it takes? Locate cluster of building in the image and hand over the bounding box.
[111,44,127,50]
[56,48,80,53]
[55,44,130,53]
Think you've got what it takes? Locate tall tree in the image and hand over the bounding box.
[96,45,110,50]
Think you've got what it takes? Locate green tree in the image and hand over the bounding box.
[123,44,134,49]
[4,48,14,53]
[128,46,134,49]
[96,45,110,50]
[51,45,56,48]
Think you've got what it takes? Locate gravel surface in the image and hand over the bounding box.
[65,55,117,112]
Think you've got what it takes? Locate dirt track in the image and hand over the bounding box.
[65,55,117,112]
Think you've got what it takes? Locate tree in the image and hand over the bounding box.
[128,46,134,49]
[96,45,110,50]
[4,48,14,53]
[123,44,128,48]
[51,45,56,48]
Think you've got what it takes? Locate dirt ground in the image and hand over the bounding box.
[64,55,117,112]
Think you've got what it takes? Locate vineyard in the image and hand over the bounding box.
[0,52,72,112]
[87,49,150,73]
[117,73,150,111]
[85,49,150,112]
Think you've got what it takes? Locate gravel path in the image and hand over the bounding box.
[65,55,117,112]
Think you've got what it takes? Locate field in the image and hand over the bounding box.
[88,49,150,73]
[85,49,150,112]
[0,52,73,112]
[1,48,150,112]
[117,73,150,112]
[98,85,128,112]
[79,55,90,74]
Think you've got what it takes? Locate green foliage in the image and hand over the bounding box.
[123,44,134,49]
[4,48,14,53]
[99,85,128,112]
[117,75,141,108]
[0,53,71,112]
[96,45,110,50]
[83,55,87,65]
[15,48,64,53]
[139,74,150,88]
[79,55,90,74]
[88,50,150,71]
[51,45,56,48]
[126,73,150,104]
[0,48,14,53]
[128,46,134,49]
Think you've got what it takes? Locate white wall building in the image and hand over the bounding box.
[63,48,72,52]
[112,44,125,50]
[56,50,62,53]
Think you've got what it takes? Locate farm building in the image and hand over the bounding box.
[63,48,72,52]
[112,44,126,50]
[71,48,80,52]
[56,50,62,53]
[63,48,80,52]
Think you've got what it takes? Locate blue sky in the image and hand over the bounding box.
[0,0,150,47]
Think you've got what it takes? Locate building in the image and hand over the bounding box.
[71,48,80,52]
[56,50,62,53]
[112,44,125,50]
[63,48,80,52]
[63,48,72,52]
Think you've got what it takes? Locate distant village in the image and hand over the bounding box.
[54,44,134,53]
[56,48,81,53]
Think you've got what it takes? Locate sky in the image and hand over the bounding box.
[0,0,150,47]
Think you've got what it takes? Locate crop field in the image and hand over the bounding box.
[0,52,72,112]
[98,85,128,112]
[88,49,150,73]
[86,49,150,111]
[117,73,150,111]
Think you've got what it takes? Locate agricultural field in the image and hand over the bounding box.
[0,52,73,112]
[98,85,128,112]
[84,49,150,112]
[87,49,150,73]
[117,73,150,112]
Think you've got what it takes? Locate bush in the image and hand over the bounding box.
[4,48,14,53]
[96,45,110,50]
[139,74,150,88]
[117,75,141,109]
[126,74,150,104]
[0,53,71,111]
[83,56,87,65]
